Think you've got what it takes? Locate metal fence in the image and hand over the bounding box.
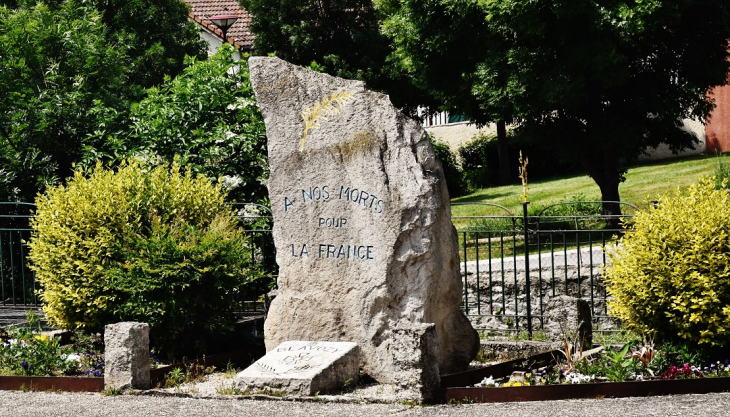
[0,203,36,307]
[453,201,639,338]
[1,198,635,337]
[0,202,276,310]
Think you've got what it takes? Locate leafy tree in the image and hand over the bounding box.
[0,1,131,201]
[86,0,206,89]
[91,46,269,203]
[0,0,206,202]
[378,0,730,217]
[239,0,432,111]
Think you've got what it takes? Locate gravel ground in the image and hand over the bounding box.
[1,390,730,416]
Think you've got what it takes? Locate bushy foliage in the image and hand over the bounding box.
[0,0,205,202]
[605,177,730,346]
[458,131,581,190]
[28,160,265,357]
[0,1,131,201]
[430,138,465,197]
[86,46,268,203]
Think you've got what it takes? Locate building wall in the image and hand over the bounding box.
[428,120,706,161]
[707,83,730,153]
[199,29,242,61]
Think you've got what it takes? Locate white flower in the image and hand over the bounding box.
[220,175,242,190]
[475,375,498,387]
[66,354,81,362]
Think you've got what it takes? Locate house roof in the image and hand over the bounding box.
[183,0,255,51]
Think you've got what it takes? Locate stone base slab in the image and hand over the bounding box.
[236,341,359,396]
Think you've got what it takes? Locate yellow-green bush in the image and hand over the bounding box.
[28,160,263,357]
[605,176,730,346]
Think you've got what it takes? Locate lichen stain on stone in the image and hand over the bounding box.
[332,130,379,162]
[257,72,298,99]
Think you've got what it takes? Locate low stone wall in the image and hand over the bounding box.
[460,247,619,333]
[478,340,559,362]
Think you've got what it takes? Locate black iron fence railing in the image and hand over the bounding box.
[453,201,639,339]
[0,203,36,307]
[0,202,277,310]
[2,199,635,338]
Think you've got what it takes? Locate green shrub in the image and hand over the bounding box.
[457,130,583,190]
[458,132,498,189]
[714,153,730,190]
[29,160,265,358]
[430,137,466,197]
[605,177,730,346]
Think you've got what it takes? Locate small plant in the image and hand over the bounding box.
[217,383,247,395]
[474,376,500,387]
[518,151,529,202]
[165,367,186,388]
[149,350,162,369]
[714,153,730,190]
[0,311,77,377]
[340,378,354,393]
[223,361,238,379]
[103,386,123,396]
[603,344,636,382]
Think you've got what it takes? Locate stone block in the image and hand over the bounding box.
[236,341,359,395]
[104,322,150,391]
[543,295,592,346]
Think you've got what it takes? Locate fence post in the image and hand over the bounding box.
[522,201,533,340]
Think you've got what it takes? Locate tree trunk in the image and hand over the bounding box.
[581,146,623,229]
[496,120,511,185]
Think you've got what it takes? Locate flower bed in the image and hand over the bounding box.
[0,312,104,378]
[440,338,730,403]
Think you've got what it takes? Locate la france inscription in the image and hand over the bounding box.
[282,184,384,261]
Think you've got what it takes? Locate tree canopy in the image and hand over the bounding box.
[0,0,206,201]
[0,1,131,201]
[238,0,433,111]
[378,0,730,215]
[123,46,268,203]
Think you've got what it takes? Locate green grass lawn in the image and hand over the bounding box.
[452,154,722,219]
[451,153,723,261]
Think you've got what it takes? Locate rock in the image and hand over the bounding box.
[236,341,359,396]
[543,295,593,346]
[390,324,440,402]
[248,57,478,395]
[104,322,150,391]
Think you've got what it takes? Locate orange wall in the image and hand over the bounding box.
[707,81,730,153]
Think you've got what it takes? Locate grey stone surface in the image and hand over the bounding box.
[236,341,359,396]
[389,324,440,402]
[248,57,478,394]
[104,322,150,390]
[478,340,559,362]
[543,295,593,346]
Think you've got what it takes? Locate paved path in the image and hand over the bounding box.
[1,391,729,417]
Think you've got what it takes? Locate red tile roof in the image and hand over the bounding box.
[183,0,255,51]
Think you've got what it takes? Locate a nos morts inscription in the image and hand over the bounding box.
[283,184,383,260]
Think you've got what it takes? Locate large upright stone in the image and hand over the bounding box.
[249,57,478,392]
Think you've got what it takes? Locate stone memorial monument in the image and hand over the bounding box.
[237,341,359,395]
[249,57,478,399]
